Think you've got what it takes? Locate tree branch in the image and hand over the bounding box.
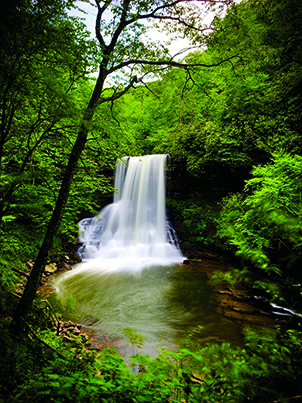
[126,0,233,25]
[107,0,131,53]
[98,75,138,104]
[95,0,111,49]
[109,53,241,74]
[186,69,214,100]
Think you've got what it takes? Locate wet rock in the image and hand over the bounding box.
[25,261,34,270]
[39,284,57,296]
[69,252,82,264]
[213,287,277,327]
[62,335,76,343]
[63,243,82,264]
[56,320,84,340]
[44,263,57,276]
[183,259,191,264]
[81,334,89,342]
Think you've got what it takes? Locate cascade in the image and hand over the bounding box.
[77,154,183,270]
[52,154,243,357]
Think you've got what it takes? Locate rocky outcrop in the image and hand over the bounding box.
[188,261,298,329]
[213,288,277,327]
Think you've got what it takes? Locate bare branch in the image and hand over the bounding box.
[107,0,131,53]
[125,0,233,26]
[109,95,122,127]
[109,54,241,74]
[139,80,161,99]
[186,69,214,100]
[95,0,111,48]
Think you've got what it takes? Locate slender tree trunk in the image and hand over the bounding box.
[10,129,87,333]
[10,65,107,334]
[10,109,96,334]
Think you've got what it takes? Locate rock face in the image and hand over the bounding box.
[213,288,277,327]
[188,261,296,330]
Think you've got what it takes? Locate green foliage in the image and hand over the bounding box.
[133,326,302,403]
[210,269,249,289]
[166,194,222,251]
[108,0,302,188]
[49,295,78,323]
[0,1,120,293]
[218,152,302,303]
[1,0,302,401]
[123,327,145,349]
[4,320,302,403]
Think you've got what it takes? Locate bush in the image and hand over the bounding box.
[217,152,302,303]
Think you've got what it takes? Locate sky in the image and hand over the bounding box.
[69,1,218,58]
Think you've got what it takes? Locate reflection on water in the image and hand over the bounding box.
[51,262,243,357]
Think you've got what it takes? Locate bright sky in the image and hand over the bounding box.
[70,1,216,57]
[69,0,241,79]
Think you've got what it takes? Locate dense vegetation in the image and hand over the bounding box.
[1,0,302,401]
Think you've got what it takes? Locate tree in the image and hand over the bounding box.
[143,0,302,183]
[10,0,240,332]
[0,0,102,292]
[0,0,95,227]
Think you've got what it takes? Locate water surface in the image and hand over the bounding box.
[52,261,243,357]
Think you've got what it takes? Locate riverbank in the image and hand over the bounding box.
[20,252,295,356]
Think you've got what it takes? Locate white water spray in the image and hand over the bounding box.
[77,154,183,270]
[52,155,243,356]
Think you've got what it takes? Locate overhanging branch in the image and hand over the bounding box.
[109,53,241,74]
[125,0,233,26]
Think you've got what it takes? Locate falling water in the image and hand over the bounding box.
[52,155,243,356]
[77,154,184,270]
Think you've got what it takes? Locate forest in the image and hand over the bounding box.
[1,0,302,401]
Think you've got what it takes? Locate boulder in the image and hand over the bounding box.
[44,263,57,275]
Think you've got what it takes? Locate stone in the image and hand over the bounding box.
[44,263,57,273]
[69,252,82,264]
[25,261,34,269]
[213,286,278,327]
[64,265,73,271]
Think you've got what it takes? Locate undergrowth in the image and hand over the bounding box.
[166,193,223,252]
[1,291,302,403]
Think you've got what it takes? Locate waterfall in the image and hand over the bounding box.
[77,154,183,270]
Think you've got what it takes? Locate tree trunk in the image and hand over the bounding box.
[10,125,89,333]
[10,65,106,334]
